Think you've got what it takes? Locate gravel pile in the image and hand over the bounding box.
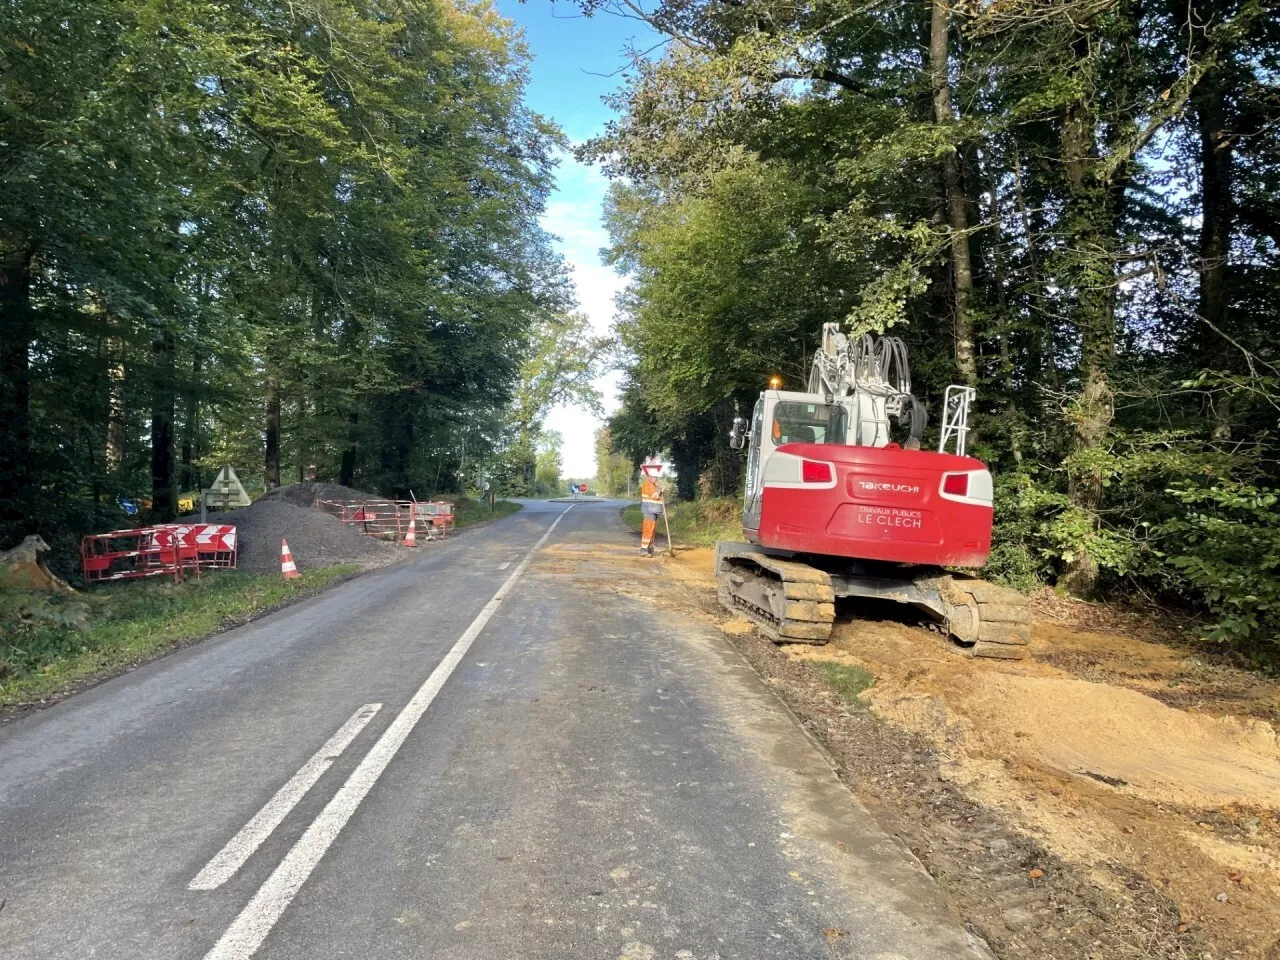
[260,481,399,509]
[208,495,400,575]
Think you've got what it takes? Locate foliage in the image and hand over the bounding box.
[1153,481,1280,653]
[1,0,576,548]
[534,431,565,496]
[587,0,1280,648]
[594,428,635,497]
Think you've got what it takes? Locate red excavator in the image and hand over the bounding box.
[717,322,1031,659]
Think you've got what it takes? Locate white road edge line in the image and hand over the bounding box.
[189,703,383,891]
[202,506,574,960]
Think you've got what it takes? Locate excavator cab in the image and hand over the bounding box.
[743,392,857,532]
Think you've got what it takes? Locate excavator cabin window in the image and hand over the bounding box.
[772,401,847,446]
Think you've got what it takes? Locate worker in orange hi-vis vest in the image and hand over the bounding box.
[639,463,665,556]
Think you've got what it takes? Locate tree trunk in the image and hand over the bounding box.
[264,371,281,490]
[670,436,700,502]
[181,336,203,492]
[151,329,177,521]
[1011,145,1061,392]
[106,322,126,477]
[340,412,359,487]
[0,242,36,537]
[930,0,977,386]
[987,169,1024,465]
[1059,61,1117,597]
[1189,13,1234,439]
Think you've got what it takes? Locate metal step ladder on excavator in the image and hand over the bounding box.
[716,323,1032,660]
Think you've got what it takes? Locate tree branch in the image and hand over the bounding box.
[773,68,863,91]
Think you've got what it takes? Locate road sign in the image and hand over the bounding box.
[202,465,251,511]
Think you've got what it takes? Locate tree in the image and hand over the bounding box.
[0,0,570,551]
[594,428,634,497]
[535,431,564,496]
[581,0,1280,648]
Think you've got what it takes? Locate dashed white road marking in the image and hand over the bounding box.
[497,561,511,570]
[202,506,573,960]
[189,703,382,891]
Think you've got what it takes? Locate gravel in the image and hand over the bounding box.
[258,482,387,510]
[208,491,401,575]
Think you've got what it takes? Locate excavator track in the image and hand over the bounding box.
[923,575,1032,659]
[716,545,1031,659]
[716,549,836,644]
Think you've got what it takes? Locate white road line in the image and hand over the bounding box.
[189,703,382,891]
[497,560,511,570]
[202,506,573,960]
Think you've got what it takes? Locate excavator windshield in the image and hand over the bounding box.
[771,401,848,445]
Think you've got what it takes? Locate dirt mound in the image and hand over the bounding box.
[259,482,388,509]
[963,673,1280,808]
[796,612,1280,958]
[809,616,1280,811]
[208,497,399,574]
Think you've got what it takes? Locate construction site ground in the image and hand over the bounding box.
[565,529,1280,960]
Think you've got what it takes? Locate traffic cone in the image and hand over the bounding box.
[401,516,418,548]
[280,538,300,579]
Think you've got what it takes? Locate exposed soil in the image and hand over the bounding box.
[589,537,1280,960]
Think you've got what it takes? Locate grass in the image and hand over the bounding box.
[813,660,876,706]
[0,565,357,708]
[620,496,744,547]
[453,497,521,528]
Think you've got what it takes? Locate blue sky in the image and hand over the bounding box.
[496,0,658,478]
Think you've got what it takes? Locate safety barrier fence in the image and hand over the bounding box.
[314,499,455,540]
[82,524,238,585]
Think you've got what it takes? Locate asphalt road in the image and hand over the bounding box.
[0,499,990,960]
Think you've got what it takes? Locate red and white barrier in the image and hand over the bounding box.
[82,524,237,585]
[315,499,455,542]
[169,524,238,569]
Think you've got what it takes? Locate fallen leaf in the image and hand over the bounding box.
[1028,868,1044,879]
[821,928,847,941]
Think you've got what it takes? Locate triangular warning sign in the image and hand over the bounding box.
[202,464,252,509]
